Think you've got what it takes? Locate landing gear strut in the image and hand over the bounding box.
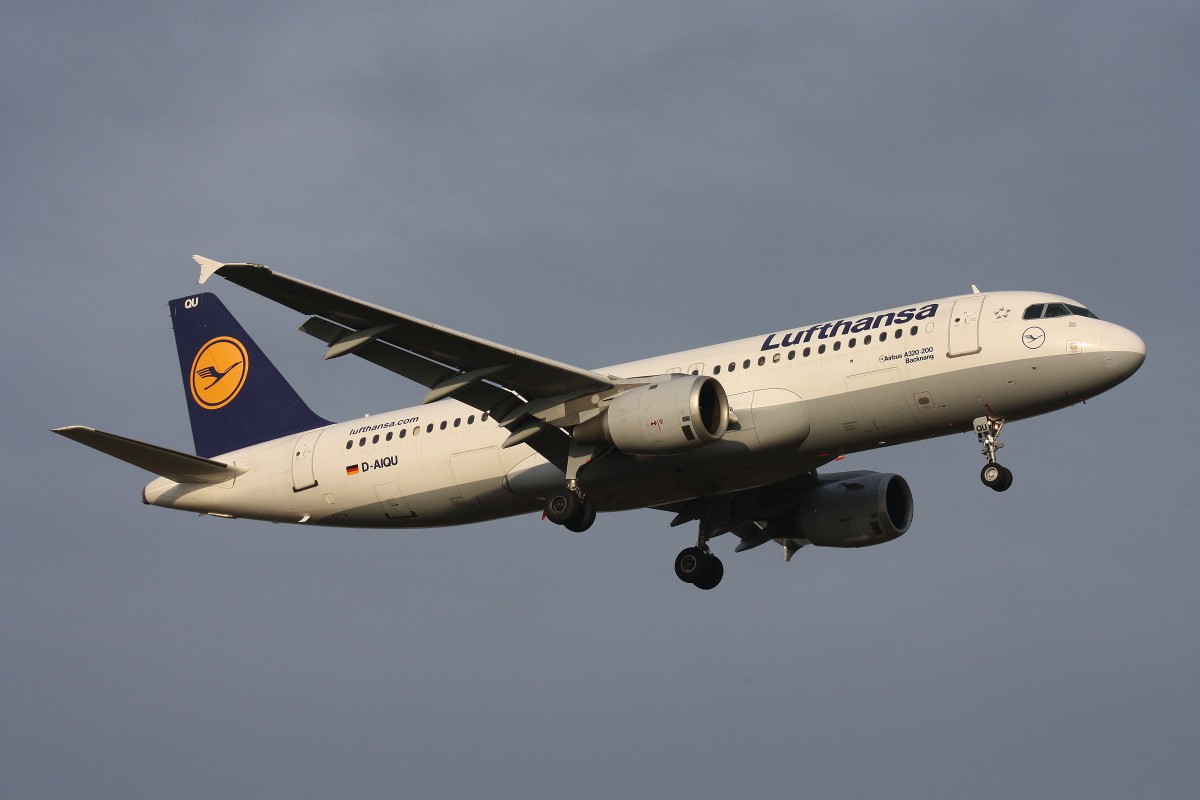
[974,415,1013,492]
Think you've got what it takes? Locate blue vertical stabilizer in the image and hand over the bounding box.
[169,293,330,457]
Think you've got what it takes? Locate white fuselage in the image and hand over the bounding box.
[143,290,1145,527]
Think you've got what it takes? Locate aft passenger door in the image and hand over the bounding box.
[947,295,985,357]
[290,429,324,491]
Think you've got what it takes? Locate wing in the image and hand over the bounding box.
[194,256,627,469]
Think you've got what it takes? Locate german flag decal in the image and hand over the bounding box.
[345,464,360,476]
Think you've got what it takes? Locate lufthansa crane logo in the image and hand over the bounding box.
[190,337,249,409]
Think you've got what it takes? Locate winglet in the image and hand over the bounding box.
[193,255,225,285]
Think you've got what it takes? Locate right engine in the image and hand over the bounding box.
[572,375,730,456]
[772,471,914,548]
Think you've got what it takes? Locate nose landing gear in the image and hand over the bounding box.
[975,415,1013,492]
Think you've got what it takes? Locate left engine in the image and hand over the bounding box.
[573,375,730,455]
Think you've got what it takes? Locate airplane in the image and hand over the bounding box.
[55,256,1146,590]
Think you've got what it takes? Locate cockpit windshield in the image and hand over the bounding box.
[1023,303,1099,320]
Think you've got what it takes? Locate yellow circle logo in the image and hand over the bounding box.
[190,337,249,410]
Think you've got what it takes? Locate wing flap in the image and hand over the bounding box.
[53,426,247,484]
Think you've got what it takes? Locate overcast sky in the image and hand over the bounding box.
[3,2,1197,798]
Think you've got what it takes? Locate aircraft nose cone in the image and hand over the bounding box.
[1101,324,1146,382]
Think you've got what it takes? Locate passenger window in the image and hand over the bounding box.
[345,440,352,450]
[481,412,490,422]
[728,362,736,372]
[399,429,407,439]
[372,434,379,444]
[714,364,722,374]
[848,338,856,348]
[757,356,765,366]
[358,437,366,447]
[864,335,872,345]
[803,347,811,357]
[743,359,751,369]
[895,329,903,339]
[910,326,918,336]
[468,415,475,424]
[454,418,461,427]
[880,332,887,342]
[386,431,393,441]
[788,350,796,360]
[833,341,841,351]
[772,353,780,363]
[439,421,447,431]
[818,344,826,354]
[426,424,434,433]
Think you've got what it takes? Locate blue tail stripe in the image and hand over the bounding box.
[170,293,330,457]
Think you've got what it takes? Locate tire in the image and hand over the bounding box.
[692,555,723,591]
[564,499,597,532]
[545,491,581,525]
[674,547,706,583]
[996,465,1013,492]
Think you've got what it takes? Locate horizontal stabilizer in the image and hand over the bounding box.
[52,426,247,484]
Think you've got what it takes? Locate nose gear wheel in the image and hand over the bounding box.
[981,462,1013,492]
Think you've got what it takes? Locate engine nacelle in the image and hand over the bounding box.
[783,471,913,548]
[573,375,730,455]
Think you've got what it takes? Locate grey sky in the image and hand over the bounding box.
[3,2,1197,798]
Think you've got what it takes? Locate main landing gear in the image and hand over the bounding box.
[974,415,1013,492]
[544,488,596,532]
[674,545,723,591]
[544,445,600,532]
[673,514,724,590]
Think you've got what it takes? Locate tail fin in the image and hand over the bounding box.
[170,293,330,457]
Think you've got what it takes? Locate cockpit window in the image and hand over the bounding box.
[1023,303,1100,320]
